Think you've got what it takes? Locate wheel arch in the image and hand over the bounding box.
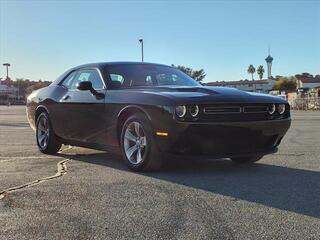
[35,105,50,124]
[116,105,152,143]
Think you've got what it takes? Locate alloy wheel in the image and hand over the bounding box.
[124,121,147,164]
[37,116,50,149]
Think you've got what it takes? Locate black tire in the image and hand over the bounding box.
[231,155,263,164]
[36,112,62,154]
[120,113,162,171]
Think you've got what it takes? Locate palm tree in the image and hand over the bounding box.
[257,65,265,80]
[171,64,206,81]
[247,65,256,80]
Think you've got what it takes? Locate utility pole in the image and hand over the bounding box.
[139,39,144,62]
[3,63,11,80]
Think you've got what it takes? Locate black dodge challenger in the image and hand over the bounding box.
[27,62,291,171]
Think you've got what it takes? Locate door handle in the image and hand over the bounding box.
[62,95,70,101]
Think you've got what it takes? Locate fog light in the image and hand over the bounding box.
[278,104,285,114]
[189,105,199,117]
[175,105,186,118]
[268,104,276,115]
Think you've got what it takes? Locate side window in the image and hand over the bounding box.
[71,69,104,90]
[110,74,124,84]
[61,71,76,88]
[109,74,125,89]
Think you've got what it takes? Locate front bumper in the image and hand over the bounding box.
[155,118,291,158]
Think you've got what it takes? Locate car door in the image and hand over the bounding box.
[60,68,108,144]
[49,70,76,139]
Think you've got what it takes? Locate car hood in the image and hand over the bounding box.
[132,86,287,104]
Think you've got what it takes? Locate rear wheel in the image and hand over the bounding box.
[120,113,162,171]
[36,112,62,154]
[231,155,263,164]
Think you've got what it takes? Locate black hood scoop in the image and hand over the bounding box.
[174,87,218,94]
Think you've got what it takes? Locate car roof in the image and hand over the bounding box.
[73,61,170,69]
[51,62,171,85]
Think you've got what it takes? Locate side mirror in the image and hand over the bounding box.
[77,81,105,100]
[77,81,92,91]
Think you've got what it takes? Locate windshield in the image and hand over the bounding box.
[106,64,201,89]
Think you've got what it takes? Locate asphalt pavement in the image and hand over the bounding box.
[0,106,319,240]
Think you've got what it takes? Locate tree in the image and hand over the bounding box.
[171,64,206,82]
[273,76,297,91]
[247,65,256,80]
[25,81,50,96]
[295,72,313,78]
[301,72,313,77]
[257,65,265,80]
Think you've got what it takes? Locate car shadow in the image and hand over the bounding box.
[58,152,320,219]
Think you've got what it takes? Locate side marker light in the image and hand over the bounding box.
[156,132,168,137]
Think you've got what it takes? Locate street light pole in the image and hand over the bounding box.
[139,39,144,62]
[3,63,11,80]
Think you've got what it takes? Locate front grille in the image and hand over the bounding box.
[203,104,269,115]
[203,106,241,114]
[198,103,290,122]
[243,106,268,113]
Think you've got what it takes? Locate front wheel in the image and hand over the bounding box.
[36,112,62,154]
[231,155,263,164]
[120,113,162,171]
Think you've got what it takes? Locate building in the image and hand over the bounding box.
[296,75,320,89]
[206,79,276,93]
[0,80,20,104]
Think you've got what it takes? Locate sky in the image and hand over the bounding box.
[0,0,319,83]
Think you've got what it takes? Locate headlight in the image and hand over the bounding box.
[189,105,199,117]
[278,104,286,114]
[175,105,186,118]
[268,104,276,115]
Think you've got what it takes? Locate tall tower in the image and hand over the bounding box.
[265,48,273,79]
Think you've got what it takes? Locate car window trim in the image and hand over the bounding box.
[76,67,106,90]
[60,67,107,91]
[58,70,76,88]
